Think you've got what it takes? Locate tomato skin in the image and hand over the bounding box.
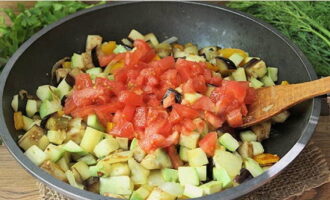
[173,104,199,119]
[75,73,93,90]
[133,107,147,129]
[121,105,136,122]
[110,120,135,139]
[118,90,144,106]
[166,145,183,169]
[199,132,217,156]
[226,108,243,128]
[192,75,207,93]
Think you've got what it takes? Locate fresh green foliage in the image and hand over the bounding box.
[227,1,330,76]
[0,1,102,71]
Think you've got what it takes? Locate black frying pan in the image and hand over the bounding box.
[0,2,321,200]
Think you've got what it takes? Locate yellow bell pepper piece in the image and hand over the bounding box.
[62,61,71,68]
[173,44,184,51]
[101,41,117,55]
[206,62,218,71]
[106,122,115,132]
[104,61,124,75]
[253,153,280,166]
[152,55,161,61]
[281,80,289,85]
[218,48,248,59]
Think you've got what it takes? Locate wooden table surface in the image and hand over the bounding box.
[1,1,330,200]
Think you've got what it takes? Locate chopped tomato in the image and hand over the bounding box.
[226,109,243,128]
[133,106,147,129]
[75,73,93,90]
[168,108,181,124]
[95,109,113,127]
[118,90,144,106]
[99,54,116,67]
[204,111,224,128]
[245,87,256,104]
[162,93,176,108]
[110,120,135,139]
[180,118,196,134]
[173,104,199,119]
[192,75,207,93]
[71,105,95,118]
[192,96,215,112]
[199,132,217,156]
[182,79,195,93]
[125,39,155,67]
[64,96,77,115]
[166,145,183,169]
[121,105,136,122]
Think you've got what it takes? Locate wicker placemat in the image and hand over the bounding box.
[38,142,330,200]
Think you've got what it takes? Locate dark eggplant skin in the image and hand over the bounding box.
[61,95,68,107]
[162,88,182,104]
[217,125,238,140]
[235,168,253,184]
[51,57,70,86]
[205,157,214,183]
[83,176,100,193]
[65,74,75,87]
[17,90,28,114]
[40,114,53,128]
[91,47,100,68]
[216,56,237,69]
[243,58,260,68]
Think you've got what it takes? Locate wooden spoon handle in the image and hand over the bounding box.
[242,76,330,127]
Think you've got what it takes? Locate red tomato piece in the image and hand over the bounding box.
[121,105,136,122]
[166,145,183,169]
[182,79,196,93]
[226,108,243,128]
[162,93,176,108]
[199,132,217,156]
[223,80,248,103]
[181,118,196,134]
[125,40,155,67]
[192,75,207,93]
[95,109,113,127]
[71,105,95,118]
[168,108,181,124]
[139,133,165,153]
[110,120,135,139]
[133,106,147,129]
[94,102,124,114]
[245,87,256,104]
[99,54,116,67]
[64,96,77,115]
[72,87,104,107]
[204,111,224,128]
[118,90,144,106]
[172,104,199,119]
[75,73,93,90]
[192,96,215,112]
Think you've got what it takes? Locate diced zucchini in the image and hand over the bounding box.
[86,114,104,131]
[100,176,133,195]
[245,60,267,78]
[244,158,264,177]
[195,166,207,181]
[187,148,209,167]
[80,127,104,153]
[261,76,275,86]
[219,133,239,152]
[213,167,232,188]
[95,160,112,177]
[101,151,133,164]
[94,138,119,158]
[39,100,62,119]
[141,153,160,170]
[26,99,38,117]
[232,67,247,81]
[110,162,130,177]
[178,167,199,186]
[213,150,242,178]
[183,93,202,104]
[11,95,19,112]
[71,53,85,69]
[161,168,178,182]
[148,170,165,187]
[44,144,65,162]
[40,160,66,181]
[57,156,70,172]
[62,140,86,155]
[86,68,103,80]
[271,110,290,123]
[36,85,57,101]
[47,130,66,145]
[130,185,152,200]
[238,141,253,158]
[251,141,264,156]
[25,145,47,166]
[159,182,184,197]
[22,116,34,131]
[113,45,127,54]
[147,188,175,200]
[240,130,257,142]
[128,158,150,185]
[179,132,200,149]
[267,67,278,82]
[116,137,129,150]
[131,139,146,162]
[71,161,91,180]
[155,149,172,168]
[249,77,264,89]
[18,125,45,151]
[78,154,97,165]
[179,146,190,162]
[144,33,159,46]
[200,181,222,195]
[183,184,203,198]
[228,53,244,66]
[57,79,72,99]
[65,170,84,189]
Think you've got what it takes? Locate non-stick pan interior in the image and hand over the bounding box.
[0,2,319,200]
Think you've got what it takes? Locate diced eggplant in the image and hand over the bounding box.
[155,43,172,58]
[144,33,159,47]
[234,168,253,184]
[210,57,236,76]
[83,176,100,193]
[185,54,206,62]
[184,43,198,55]
[41,160,67,181]
[121,38,133,47]
[46,116,70,131]
[251,121,271,141]
[216,125,238,140]
[238,141,253,158]
[244,59,267,78]
[271,110,290,123]
[40,114,53,129]
[50,57,70,85]
[16,90,29,114]
[162,88,182,105]
[199,46,218,61]
[91,47,100,68]
[86,35,103,52]
[128,29,145,41]
[18,125,45,151]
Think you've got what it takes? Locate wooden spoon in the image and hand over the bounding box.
[241,76,330,128]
